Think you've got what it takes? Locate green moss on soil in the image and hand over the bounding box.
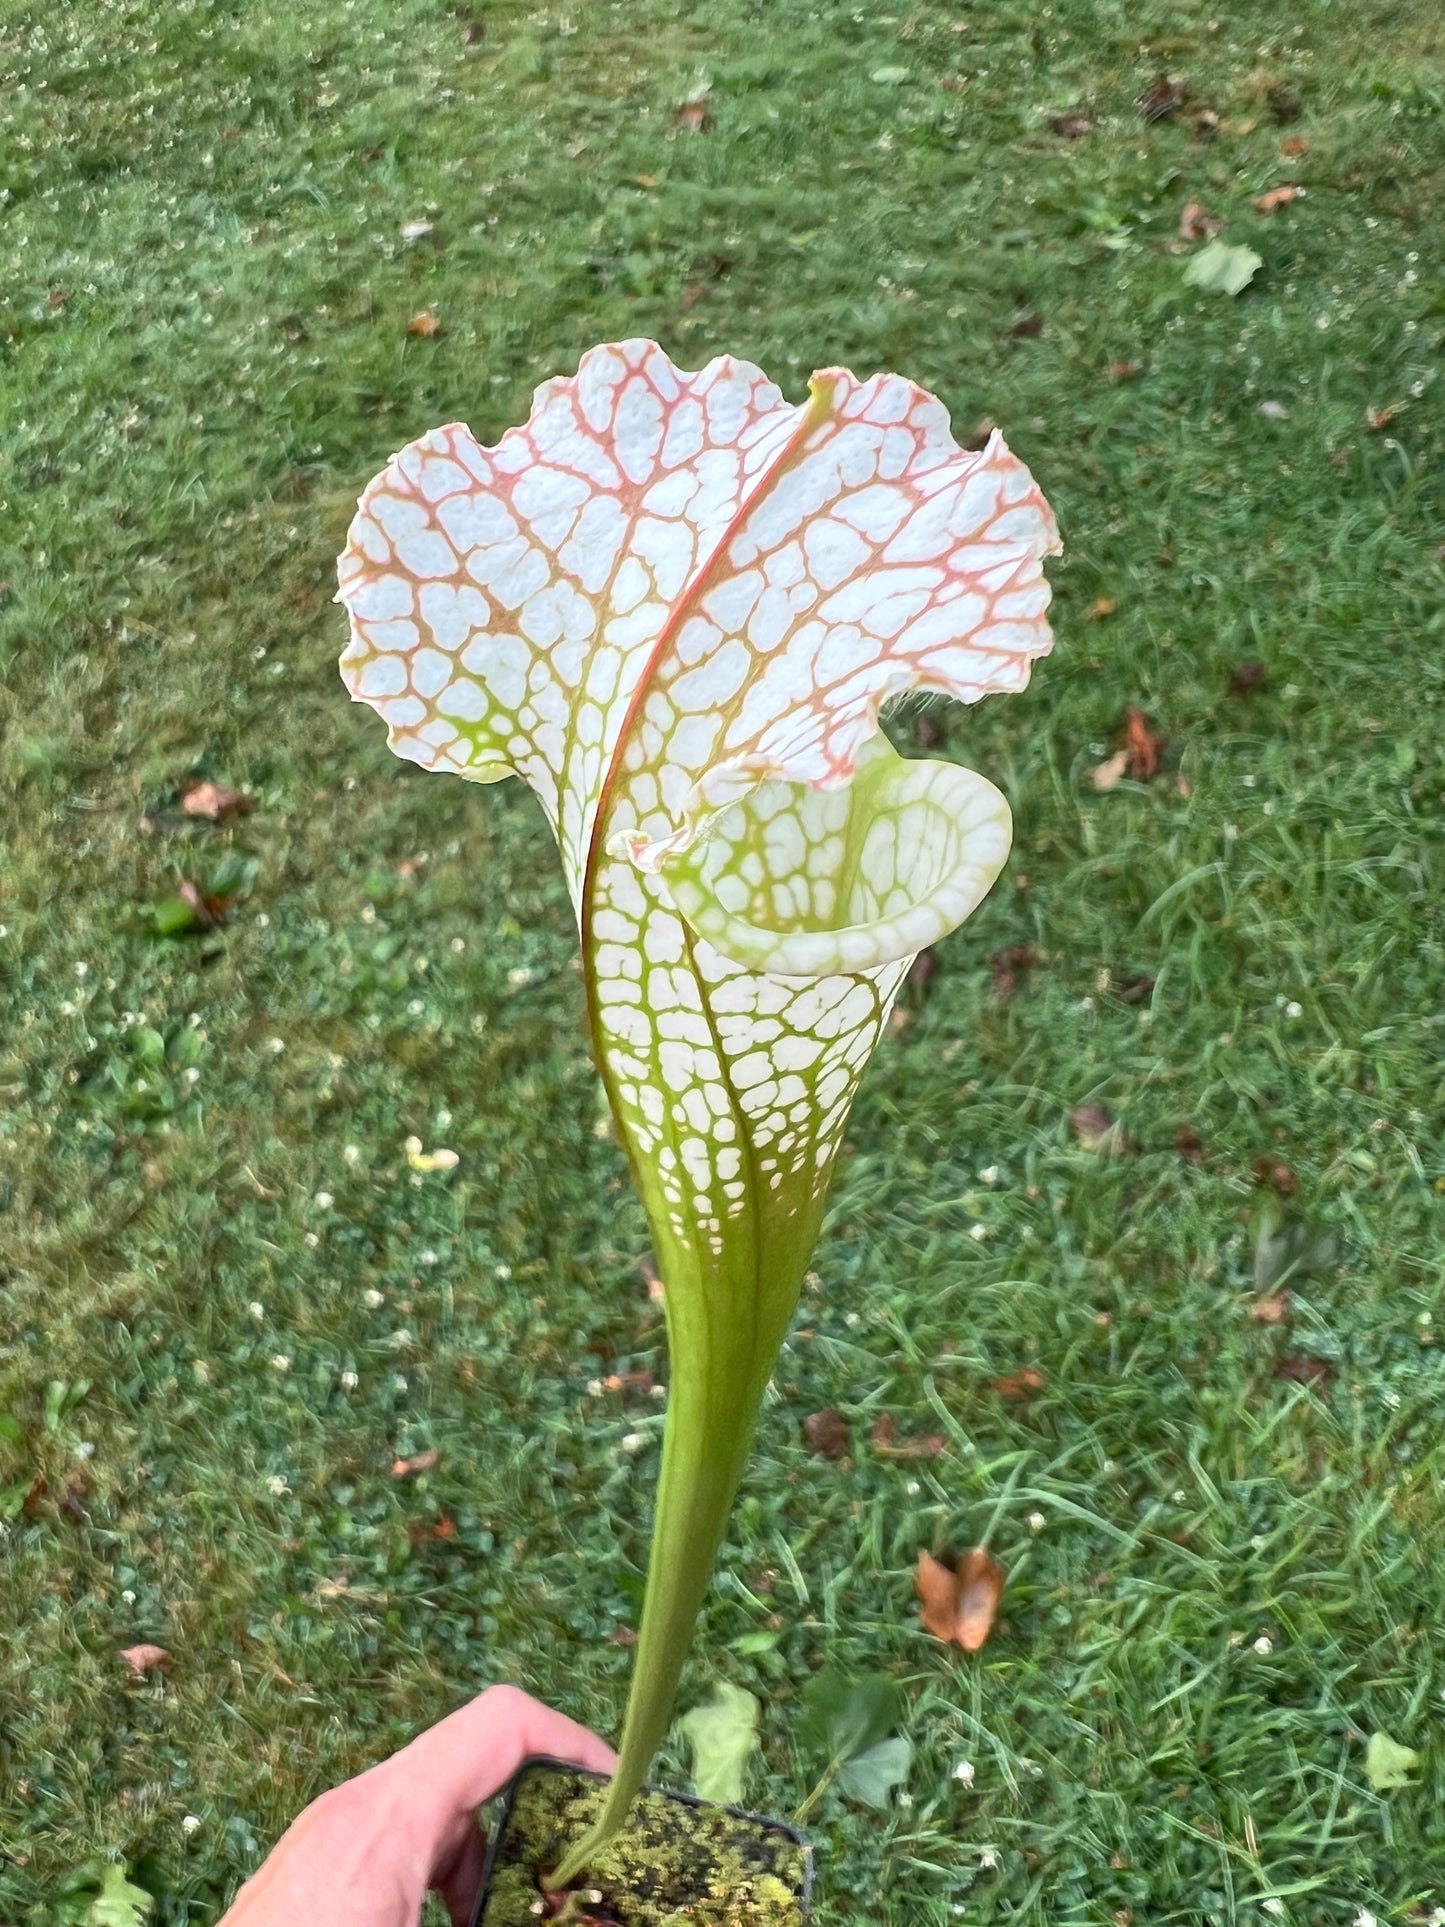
[478,1767,807,1926]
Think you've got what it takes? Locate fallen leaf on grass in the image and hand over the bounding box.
[1280,134,1310,157]
[804,1409,850,1460]
[399,219,434,242]
[906,947,939,994]
[991,1368,1045,1401]
[1005,310,1045,341]
[603,1369,655,1394]
[407,1514,457,1544]
[1176,1124,1206,1162]
[989,943,1042,999]
[407,311,444,337]
[1087,596,1118,620]
[1107,360,1143,382]
[1125,708,1165,779]
[1048,111,1096,138]
[119,1644,170,1678]
[1253,184,1302,213]
[1274,1353,1334,1388]
[1364,1729,1419,1792]
[1138,73,1188,121]
[679,1682,760,1805]
[674,82,712,133]
[1230,659,1267,694]
[871,1414,946,1460]
[1071,1102,1122,1154]
[1179,200,1222,241]
[1091,749,1130,793]
[1365,405,1398,432]
[1251,1155,1297,1196]
[391,1448,439,1478]
[1113,972,1155,1005]
[181,780,251,822]
[1184,240,1262,296]
[917,1548,1006,1651]
[1249,1292,1291,1325]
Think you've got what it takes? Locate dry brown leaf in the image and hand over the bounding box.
[1124,708,1165,781]
[1249,1292,1292,1325]
[1006,310,1045,341]
[1049,111,1096,138]
[871,1414,946,1460]
[1071,1102,1119,1153]
[407,311,444,337]
[632,173,660,189]
[907,947,939,994]
[916,1547,1007,1651]
[992,1367,1046,1401]
[1253,185,1302,212]
[1107,360,1143,382]
[1365,405,1398,432]
[1176,1124,1206,1163]
[120,1643,171,1678]
[675,99,711,133]
[391,1448,439,1478]
[990,942,1042,999]
[804,1409,850,1460]
[1275,1353,1334,1388]
[1088,595,1118,620]
[603,1369,655,1394]
[1280,135,1310,157]
[1179,200,1222,241]
[1138,73,1188,121]
[1251,1156,1297,1196]
[1091,749,1129,793]
[181,780,251,822]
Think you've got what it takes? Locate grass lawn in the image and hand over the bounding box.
[2,0,1443,1921]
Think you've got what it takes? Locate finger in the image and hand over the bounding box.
[433,1814,489,1927]
[393,1685,617,1820]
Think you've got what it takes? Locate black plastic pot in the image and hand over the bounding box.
[470,1756,813,1926]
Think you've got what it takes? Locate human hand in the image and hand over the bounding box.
[219,1684,616,1927]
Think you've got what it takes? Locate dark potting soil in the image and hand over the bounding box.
[477,1766,808,1926]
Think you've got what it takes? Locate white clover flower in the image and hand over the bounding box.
[344,1144,362,1165]
[266,1036,285,1054]
[339,1370,359,1390]
[270,1354,292,1374]
[953,1759,975,1787]
[621,1432,649,1454]
[266,1475,289,1496]
[182,1815,201,1835]
[313,1190,334,1210]
[363,1289,385,1308]
[1253,1633,1274,1656]
[1027,1510,1046,1533]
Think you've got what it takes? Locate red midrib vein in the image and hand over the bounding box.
[578,372,835,949]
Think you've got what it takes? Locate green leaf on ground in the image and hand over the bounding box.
[1365,1729,1420,1791]
[86,1866,153,1927]
[1184,240,1262,295]
[678,1682,760,1806]
[799,1670,902,1763]
[837,1735,913,1808]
